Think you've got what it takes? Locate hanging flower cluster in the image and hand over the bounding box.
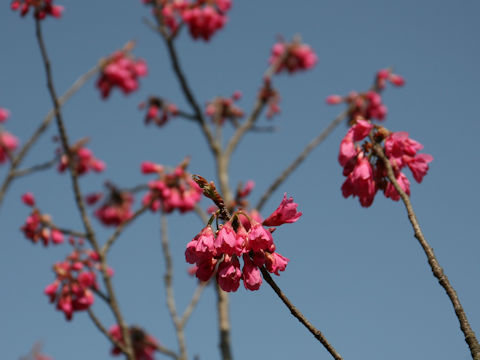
[86,184,134,227]
[44,245,111,320]
[96,51,147,99]
[339,118,433,207]
[57,139,105,175]
[141,158,202,213]
[11,0,63,19]
[205,91,244,125]
[143,0,232,41]
[269,39,318,74]
[258,80,281,119]
[20,193,65,246]
[109,325,159,360]
[326,68,405,123]
[139,97,179,127]
[186,191,302,292]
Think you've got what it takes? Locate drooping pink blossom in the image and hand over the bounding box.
[0,108,10,123]
[93,187,134,227]
[57,141,105,176]
[217,255,242,292]
[384,171,411,201]
[0,131,19,163]
[265,251,289,276]
[341,153,377,208]
[21,208,65,246]
[407,153,434,183]
[21,192,36,207]
[205,92,244,125]
[182,0,232,41]
[242,254,262,291]
[97,51,147,99]
[270,40,318,74]
[263,193,302,226]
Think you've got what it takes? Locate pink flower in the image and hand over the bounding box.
[0,108,10,123]
[263,193,302,226]
[265,252,289,275]
[326,95,343,105]
[384,171,410,201]
[338,129,357,167]
[351,118,373,142]
[205,93,244,125]
[214,222,238,255]
[217,255,242,292]
[341,154,377,207]
[57,142,105,176]
[242,254,262,291]
[407,153,434,183]
[247,221,275,252]
[109,325,158,360]
[93,186,134,227]
[182,1,231,41]
[21,192,36,207]
[50,229,64,244]
[0,131,19,163]
[141,97,178,127]
[384,131,423,169]
[269,40,318,74]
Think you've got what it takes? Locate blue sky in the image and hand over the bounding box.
[1,1,480,359]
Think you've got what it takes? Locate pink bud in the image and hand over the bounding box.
[21,192,35,206]
[326,95,343,105]
[51,229,64,244]
[0,108,10,123]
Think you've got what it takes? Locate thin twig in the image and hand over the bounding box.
[215,283,233,360]
[147,341,179,360]
[35,20,134,360]
[160,212,188,360]
[373,144,480,360]
[101,202,151,256]
[11,157,57,178]
[260,268,343,360]
[180,281,208,327]
[256,109,348,211]
[87,308,128,354]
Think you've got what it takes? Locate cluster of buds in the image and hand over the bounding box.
[269,38,318,74]
[326,69,405,123]
[339,118,433,207]
[44,244,110,320]
[258,80,281,119]
[20,193,65,246]
[141,157,202,213]
[139,97,179,127]
[86,184,134,227]
[96,50,147,99]
[205,91,244,125]
[109,325,158,360]
[186,188,302,292]
[11,0,63,19]
[57,138,105,175]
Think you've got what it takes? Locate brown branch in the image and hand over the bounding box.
[180,281,208,327]
[35,20,134,360]
[373,144,480,360]
[12,157,57,178]
[160,212,188,360]
[87,308,128,354]
[260,268,343,360]
[215,284,233,360]
[148,341,179,360]
[256,109,348,211]
[101,202,151,256]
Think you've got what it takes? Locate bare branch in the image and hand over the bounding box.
[87,308,128,354]
[11,157,57,178]
[180,281,208,327]
[373,144,480,360]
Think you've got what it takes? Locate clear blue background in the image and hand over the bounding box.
[1,1,479,359]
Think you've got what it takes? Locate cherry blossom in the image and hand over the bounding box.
[269,39,318,74]
[139,97,178,127]
[0,131,19,164]
[11,0,63,20]
[109,325,158,360]
[57,139,105,176]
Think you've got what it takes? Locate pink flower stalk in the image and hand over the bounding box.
[269,40,318,74]
[185,193,298,291]
[92,186,134,226]
[263,193,302,226]
[0,107,10,123]
[96,51,147,99]
[11,0,63,20]
[0,131,19,163]
[205,92,244,125]
[109,325,158,360]
[338,121,433,207]
[45,247,106,320]
[142,158,202,213]
[57,142,105,176]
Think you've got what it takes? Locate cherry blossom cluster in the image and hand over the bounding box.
[44,245,109,320]
[20,193,65,246]
[0,107,10,123]
[109,325,158,360]
[57,139,105,176]
[186,193,301,291]
[269,39,318,74]
[86,184,134,227]
[258,80,281,119]
[139,97,179,127]
[141,158,202,213]
[143,0,232,41]
[339,118,433,207]
[205,91,244,125]
[326,69,405,123]
[96,51,147,99]
[11,0,63,19]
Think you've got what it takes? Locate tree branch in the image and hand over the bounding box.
[373,144,480,360]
